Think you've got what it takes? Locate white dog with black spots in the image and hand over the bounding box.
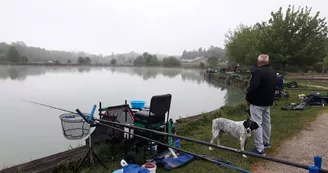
[209,117,259,158]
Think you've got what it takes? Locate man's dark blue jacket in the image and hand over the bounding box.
[246,64,277,106]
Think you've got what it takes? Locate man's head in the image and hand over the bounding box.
[257,54,269,67]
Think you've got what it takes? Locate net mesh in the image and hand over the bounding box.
[59,113,90,140]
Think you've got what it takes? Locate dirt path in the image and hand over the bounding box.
[252,112,328,173]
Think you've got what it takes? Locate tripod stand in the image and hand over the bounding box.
[75,106,108,173]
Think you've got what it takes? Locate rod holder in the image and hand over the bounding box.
[89,105,96,121]
[309,166,319,173]
[314,156,322,169]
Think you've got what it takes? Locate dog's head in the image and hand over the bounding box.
[243,119,259,135]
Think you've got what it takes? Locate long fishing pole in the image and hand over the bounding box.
[22,99,77,114]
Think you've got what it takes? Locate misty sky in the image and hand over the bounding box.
[1,0,327,55]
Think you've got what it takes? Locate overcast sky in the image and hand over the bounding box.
[1,0,327,55]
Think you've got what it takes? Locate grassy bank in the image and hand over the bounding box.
[54,89,327,173]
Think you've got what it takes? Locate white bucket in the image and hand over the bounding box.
[124,124,134,139]
[142,162,156,173]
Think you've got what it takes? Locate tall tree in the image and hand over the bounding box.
[207,56,219,68]
[110,58,117,65]
[85,57,91,65]
[133,56,145,66]
[21,56,28,64]
[162,57,181,67]
[77,57,84,64]
[6,46,20,63]
[266,6,328,72]
[225,6,328,73]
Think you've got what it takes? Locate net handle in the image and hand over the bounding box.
[76,109,89,122]
[89,105,96,120]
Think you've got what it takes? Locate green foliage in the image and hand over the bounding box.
[133,56,145,66]
[207,56,219,68]
[0,54,6,62]
[181,46,226,61]
[77,56,91,65]
[226,6,328,72]
[6,46,20,63]
[133,52,160,66]
[21,56,28,64]
[110,58,117,65]
[162,56,181,67]
[54,60,61,65]
[77,57,84,64]
[84,57,91,64]
[199,62,205,68]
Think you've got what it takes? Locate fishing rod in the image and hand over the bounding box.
[22,99,78,114]
[22,100,328,172]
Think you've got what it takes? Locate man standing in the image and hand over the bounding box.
[246,54,277,155]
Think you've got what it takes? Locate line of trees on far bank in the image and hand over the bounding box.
[0,46,29,64]
[133,52,181,67]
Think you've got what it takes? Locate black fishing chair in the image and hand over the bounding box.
[133,94,172,161]
[134,94,172,129]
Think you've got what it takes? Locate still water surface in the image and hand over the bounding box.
[0,65,244,167]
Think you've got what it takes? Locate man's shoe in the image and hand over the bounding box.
[264,143,271,149]
[248,148,266,155]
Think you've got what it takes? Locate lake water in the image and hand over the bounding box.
[0,65,244,167]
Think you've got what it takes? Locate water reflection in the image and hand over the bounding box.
[0,65,206,83]
[0,65,245,106]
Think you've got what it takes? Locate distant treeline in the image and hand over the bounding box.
[0,42,140,65]
[133,52,181,67]
[0,41,224,68]
[181,46,227,61]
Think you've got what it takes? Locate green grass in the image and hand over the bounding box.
[294,80,328,88]
[54,89,327,173]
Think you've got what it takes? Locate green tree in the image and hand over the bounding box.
[85,57,91,65]
[0,54,5,62]
[78,57,84,64]
[200,62,205,68]
[67,59,71,64]
[110,58,117,65]
[54,60,61,65]
[6,46,20,63]
[21,56,28,64]
[207,56,219,68]
[133,56,145,66]
[148,55,160,66]
[265,6,327,73]
[225,6,328,74]
[162,57,181,67]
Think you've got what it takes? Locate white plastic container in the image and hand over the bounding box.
[142,162,156,173]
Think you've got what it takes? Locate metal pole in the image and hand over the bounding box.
[88,124,94,166]
[314,156,322,169]
[93,118,328,173]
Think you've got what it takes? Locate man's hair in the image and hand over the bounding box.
[257,54,269,63]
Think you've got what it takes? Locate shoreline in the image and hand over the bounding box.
[0,63,202,69]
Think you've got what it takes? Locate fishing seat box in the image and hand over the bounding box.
[133,110,166,142]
